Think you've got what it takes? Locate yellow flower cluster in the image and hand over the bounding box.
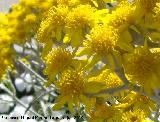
[39,0,160,121]
[6,0,55,43]
[2,0,160,121]
[0,0,55,77]
[0,13,13,79]
[0,0,57,76]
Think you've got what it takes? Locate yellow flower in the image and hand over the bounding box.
[38,5,69,44]
[106,1,135,33]
[6,0,54,44]
[53,67,96,113]
[43,47,73,86]
[57,69,85,97]
[84,26,118,56]
[122,92,156,116]
[77,25,121,70]
[63,5,96,47]
[134,0,160,27]
[123,46,160,94]
[90,69,123,89]
[0,45,13,79]
[65,5,96,29]
[88,69,125,100]
[0,13,13,79]
[121,109,146,122]
[0,39,13,79]
[101,1,135,52]
[0,13,10,42]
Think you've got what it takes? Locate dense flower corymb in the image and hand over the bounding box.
[1,0,160,121]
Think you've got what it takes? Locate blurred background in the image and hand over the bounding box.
[0,0,18,12]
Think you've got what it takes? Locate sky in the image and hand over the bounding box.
[0,0,18,12]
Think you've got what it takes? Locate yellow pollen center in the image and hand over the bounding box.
[44,47,73,75]
[58,69,85,98]
[65,5,95,29]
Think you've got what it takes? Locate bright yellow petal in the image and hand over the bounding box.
[55,27,62,41]
[106,54,115,71]
[76,47,92,57]
[84,81,105,94]
[63,33,71,43]
[67,99,75,113]
[41,41,53,58]
[84,55,101,70]
[71,30,83,47]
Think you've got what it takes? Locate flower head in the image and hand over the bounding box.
[121,109,146,122]
[38,5,69,43]
[0,13,12,79]
[84,26,118,56]
[6,0,55,43]
[106,1,135,32]
[53,67,96,113]
[44,47,73,85]
[63,5,96,47]
[57,68,85,97]
[65,5,96,30]
[123,46,160,94]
